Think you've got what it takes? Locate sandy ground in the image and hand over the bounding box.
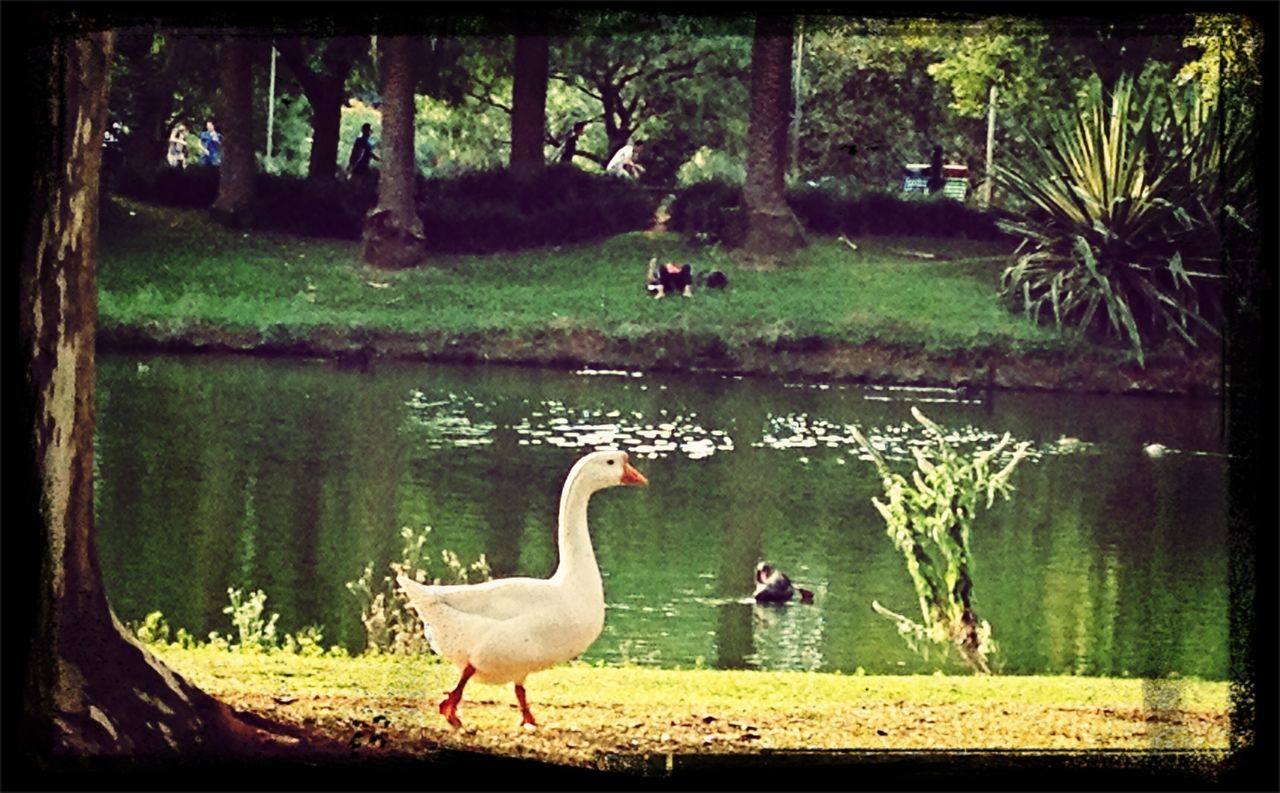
[220,689,1231,775]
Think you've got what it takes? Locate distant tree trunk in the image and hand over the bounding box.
[362,35,426,269]
[276,38,359,180]
[510,34,549,177]
[740,13,806,266]
[212,37,256,223]
[15,29,308,771]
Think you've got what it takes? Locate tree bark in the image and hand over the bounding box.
[740,14,806,266]
[510,35,550,177]
[15,29,312,772]
[362,35,426,269]
[212,37,256,223]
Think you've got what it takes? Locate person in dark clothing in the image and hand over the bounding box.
[559,120,588,164]
[645,258,693,299]
[348,123,380,177]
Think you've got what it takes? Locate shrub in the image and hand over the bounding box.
[417,165,657,253]
[667,180,746,246]
[996,75,1251,365]
[111,164,660,253]
[669,180,1009,244]
[112,164,221,208]
[675,147,746,187]
[250,173,377,240]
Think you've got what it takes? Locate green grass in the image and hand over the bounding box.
[99,198,1081,356]
[155,645,1230,716]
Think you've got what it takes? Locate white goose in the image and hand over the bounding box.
[397,450,647,729]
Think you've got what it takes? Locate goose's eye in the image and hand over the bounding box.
[607,459,616,466]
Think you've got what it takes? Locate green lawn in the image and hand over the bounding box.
[99,197,1078,356]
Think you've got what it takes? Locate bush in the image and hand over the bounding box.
[112,164,221,209]
[251,173,377,240]
[667,180,746,246]
[675,147,746,187]
[417,165,657,253]
[669,180,1010,244]
[108,164,658,254]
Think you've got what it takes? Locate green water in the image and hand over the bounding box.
[95,354,1230,678]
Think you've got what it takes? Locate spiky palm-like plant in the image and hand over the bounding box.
[997,75,1254,366]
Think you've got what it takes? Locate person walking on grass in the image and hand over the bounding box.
[348,123,380,178]
[558,120,588,165]
[198,120,222,166]
[166,122,188,168]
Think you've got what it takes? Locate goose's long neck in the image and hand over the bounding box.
[552,471,600,584]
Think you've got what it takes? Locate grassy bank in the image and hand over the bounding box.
[152,645,1231,769]
[98,198,1221,394]
[99,198,1062,351]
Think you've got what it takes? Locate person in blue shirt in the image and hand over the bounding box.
[348,123,380,177]
[198,120,222,166]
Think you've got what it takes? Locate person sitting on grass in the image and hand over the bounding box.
[645,257,692,299]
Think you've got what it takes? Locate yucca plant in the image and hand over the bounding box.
[997,75,1254,365]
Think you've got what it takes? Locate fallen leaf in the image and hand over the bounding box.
[366,281,390,289]
[273,696,297,705]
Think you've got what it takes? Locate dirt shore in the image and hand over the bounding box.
[98,323,1223,397]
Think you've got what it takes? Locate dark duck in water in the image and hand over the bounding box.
[753,562,814,604]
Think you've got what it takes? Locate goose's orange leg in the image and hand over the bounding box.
[439,663,475,728]
[515,683,537,727]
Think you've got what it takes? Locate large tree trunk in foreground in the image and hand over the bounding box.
[362,35,426,269]
[510,34,549,177]
[212,37,256,223]
[16,29,303,770]
[740,13,806,266]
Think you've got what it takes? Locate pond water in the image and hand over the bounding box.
[95,354,1230,679]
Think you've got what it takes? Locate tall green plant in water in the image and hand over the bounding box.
[997,74,1254,366]
[852,407,1030,674]
[346,526,491,655]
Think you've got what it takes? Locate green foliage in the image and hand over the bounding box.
[216,587,281,653]
[669,180,1010,243]
[996,74,1251,365]
[667,181,745,245]
[675,147,745,187]
[130,589,345,657]
[852,407,1031,674]
[416,165,658,253]
[109,162,657,251]
[801,20,985,190]
[346,526,491,655]
[133,611,171,645]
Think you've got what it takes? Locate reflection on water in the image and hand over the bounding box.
[95,355,1230,678]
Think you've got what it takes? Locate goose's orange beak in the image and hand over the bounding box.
[621,459,648,486]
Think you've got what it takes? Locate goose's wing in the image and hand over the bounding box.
[397,575,557,622]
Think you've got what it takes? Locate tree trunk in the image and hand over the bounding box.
[740,13,806,266]
[510,35,549,177]
[276,39,357,181]
[15,29,311,773]
[362,36,426,269]
[309,81,344,180]
[212,38,256,223]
